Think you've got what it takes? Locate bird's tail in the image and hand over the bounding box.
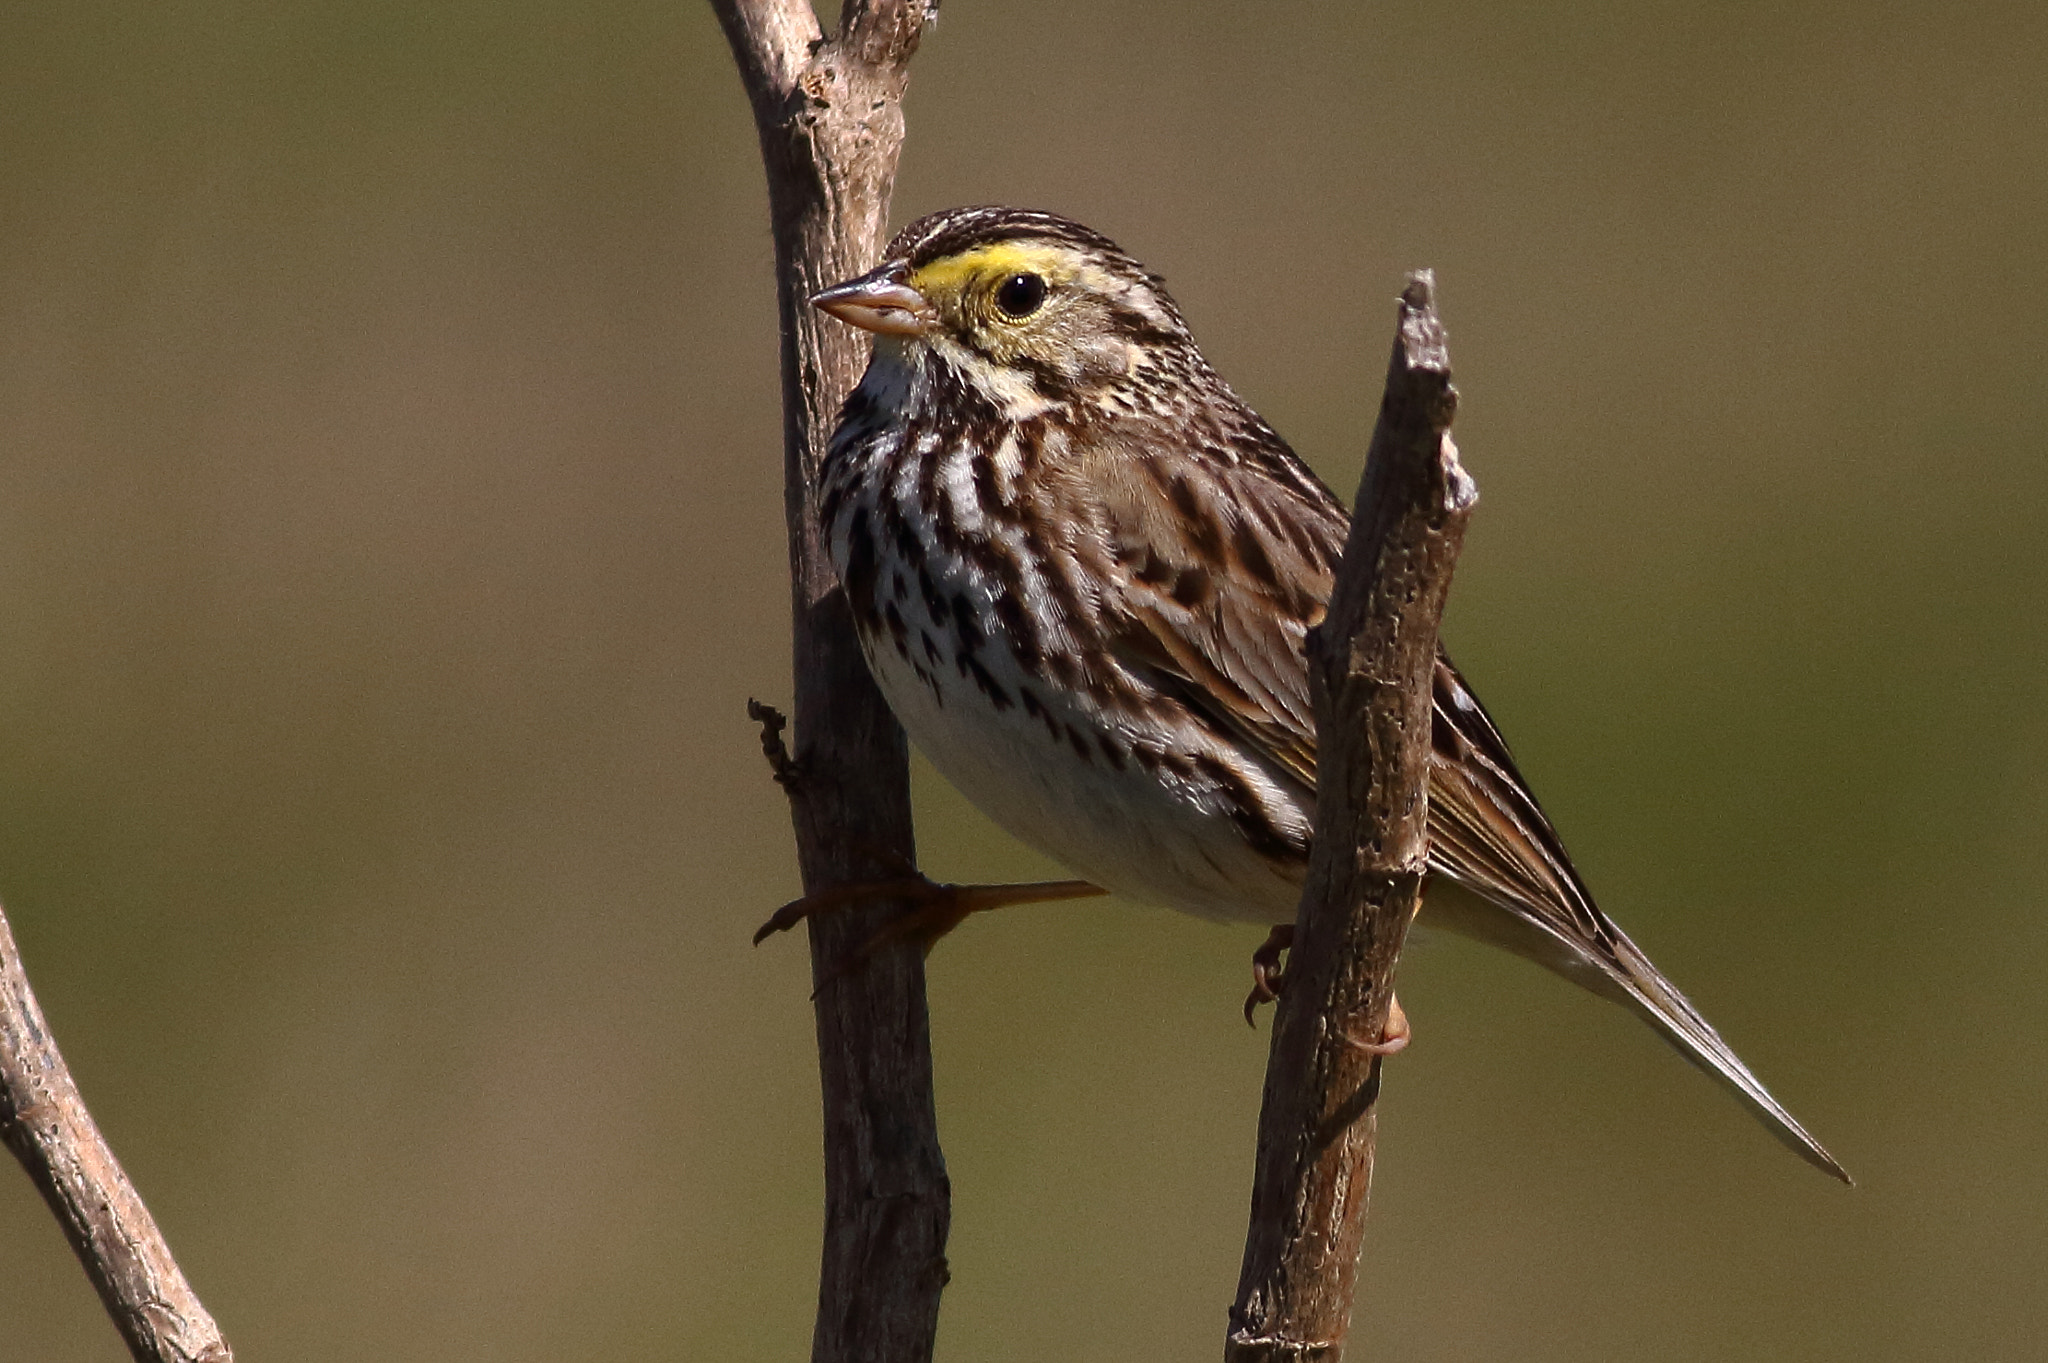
[1597,925,1851,1183]
[1423,882,1850,1184]
[1421,650,1847,1180]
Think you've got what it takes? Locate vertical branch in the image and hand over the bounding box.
[0,902,233,1363]
[1227,273,1475,1362]
[712,3,949,1362]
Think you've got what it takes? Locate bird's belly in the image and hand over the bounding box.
[858,628,1304,925]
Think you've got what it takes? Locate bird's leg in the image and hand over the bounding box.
[1243,922,1412,1053]
[754,854,1105,993]
[754,873,1107,951]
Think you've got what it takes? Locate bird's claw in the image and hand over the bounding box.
[1344,994,1411,1056]
[1244,923,1295,1026]
[1243,923,1411,1055]
[753,875,935,947]
[754,868,1105,995]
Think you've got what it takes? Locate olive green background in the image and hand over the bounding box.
[1,2,2042,1359]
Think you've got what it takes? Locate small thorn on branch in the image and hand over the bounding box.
[747,698,801,788]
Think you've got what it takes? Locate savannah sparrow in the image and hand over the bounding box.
[798,205,1847,1183]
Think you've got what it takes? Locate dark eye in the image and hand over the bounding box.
[994,273,1047,319]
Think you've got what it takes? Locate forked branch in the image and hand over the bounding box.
[0,902,233,1363]
[1228,273,1475,1361]
[712,3,948,1362]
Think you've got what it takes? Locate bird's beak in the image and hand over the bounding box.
[811,262,935,337]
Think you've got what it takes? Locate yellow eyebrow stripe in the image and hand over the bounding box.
[910,243,1070,296]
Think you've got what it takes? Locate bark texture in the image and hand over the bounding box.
[1227,273,1475,1362]
[711,4,949,1361]
[0,903,233,1363]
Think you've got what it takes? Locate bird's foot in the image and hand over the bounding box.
[755,858,1104,994]
[1344,994,1411,1056]
[1242,923,1411,1053]
[1244,924,1295,1025]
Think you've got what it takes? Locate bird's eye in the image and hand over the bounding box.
[994,273,1048,319]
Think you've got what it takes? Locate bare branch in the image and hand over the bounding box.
[838,0,939,67]
[0,902,233,1363]
[1228,272,1476,1362]
[709,0,820,123]
[713,3,947,1361]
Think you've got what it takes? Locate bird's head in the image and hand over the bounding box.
[812,206,1199,413]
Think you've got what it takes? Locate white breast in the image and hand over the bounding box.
[845,513,1308,927]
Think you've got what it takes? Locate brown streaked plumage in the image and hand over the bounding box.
[809,205,1849,1183]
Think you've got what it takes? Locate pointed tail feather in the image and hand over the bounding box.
[1603,933,1852,1184]
[1420,882,1852,1183]
[1423,653,1849,1182]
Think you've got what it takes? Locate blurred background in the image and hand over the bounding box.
[1,1,2042,1358]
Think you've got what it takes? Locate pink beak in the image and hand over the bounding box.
[811,263,936,336]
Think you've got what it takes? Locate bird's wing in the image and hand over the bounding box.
[1084,429,1849,1181]
[1085,433,1340,798]
[1095,449,1601,944]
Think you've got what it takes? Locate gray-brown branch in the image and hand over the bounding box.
[711,3,949,1362]
[0,902,233,1363]
[1227,272,1475,1362]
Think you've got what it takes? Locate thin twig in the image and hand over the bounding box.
[0,901,233,1363]
[712,3,949,1362]
[1227,272,1476,1362]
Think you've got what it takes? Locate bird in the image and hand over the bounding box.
[778,203,1848,1183]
